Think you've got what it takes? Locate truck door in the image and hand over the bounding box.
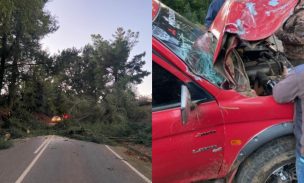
[152,55,225,183]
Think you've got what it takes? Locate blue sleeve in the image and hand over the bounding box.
[204,0,225,28]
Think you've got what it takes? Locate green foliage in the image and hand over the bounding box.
[0,139,12,150]
[3,107,46,138]
[0,0,150,147]
[0,0,58,103]
[51,28,150,101]
[63,81,151,146]
[160,0,212,25]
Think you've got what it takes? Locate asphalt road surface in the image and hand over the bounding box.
[0,135,151,183]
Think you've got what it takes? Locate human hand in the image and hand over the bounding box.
[255,72,268,87]
[282,66,288,77]
[301,147,304,155]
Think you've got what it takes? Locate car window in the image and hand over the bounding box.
[152,62,213,110]
[152,4,225,86]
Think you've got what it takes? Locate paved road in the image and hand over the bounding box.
[0,135,151,183]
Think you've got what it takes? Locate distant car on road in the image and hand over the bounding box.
[51,113,71,123]
[51,116,62,123]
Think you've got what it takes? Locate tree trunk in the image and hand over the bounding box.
[8,56,19,109]
[0,35,8,92]
[7,33,20,109]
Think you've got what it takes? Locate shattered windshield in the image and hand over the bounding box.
[152,3,225,86]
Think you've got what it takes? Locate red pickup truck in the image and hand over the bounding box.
[152,0,298,182]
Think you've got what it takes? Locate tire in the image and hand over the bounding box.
[235,136,296,183]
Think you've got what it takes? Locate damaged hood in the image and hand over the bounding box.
[210,0,298,61]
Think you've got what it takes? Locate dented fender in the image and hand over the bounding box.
[227,122,294,180]
[210,0,298,62]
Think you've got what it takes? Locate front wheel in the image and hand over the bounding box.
[235,136,297,183]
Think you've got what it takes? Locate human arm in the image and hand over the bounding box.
[204,0,225,28]
[273,72,298,103]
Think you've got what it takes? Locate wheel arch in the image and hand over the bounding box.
[228,122,294,181]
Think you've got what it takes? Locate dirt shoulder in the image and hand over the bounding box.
[109,144,152,180]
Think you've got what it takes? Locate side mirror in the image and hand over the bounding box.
[181,85,191,125]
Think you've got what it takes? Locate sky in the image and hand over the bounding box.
[40,0,152,96]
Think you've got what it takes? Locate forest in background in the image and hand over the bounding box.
[161,0,212,25]
[0,0,151,148]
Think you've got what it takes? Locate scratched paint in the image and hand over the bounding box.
[236,19,245,35]
[246,2,257,16]
[265,2,292,16]
[269,0,279,6]
[265,11,271,16]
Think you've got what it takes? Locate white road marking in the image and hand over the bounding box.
[15,135,53,183]
[105,145,152,183]
[34,136,50,154]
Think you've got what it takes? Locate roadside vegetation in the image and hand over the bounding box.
[161,0,212,25]
[0,139,12,150]
[0,0,151,149]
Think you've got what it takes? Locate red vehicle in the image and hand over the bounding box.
[152,0,298,182]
